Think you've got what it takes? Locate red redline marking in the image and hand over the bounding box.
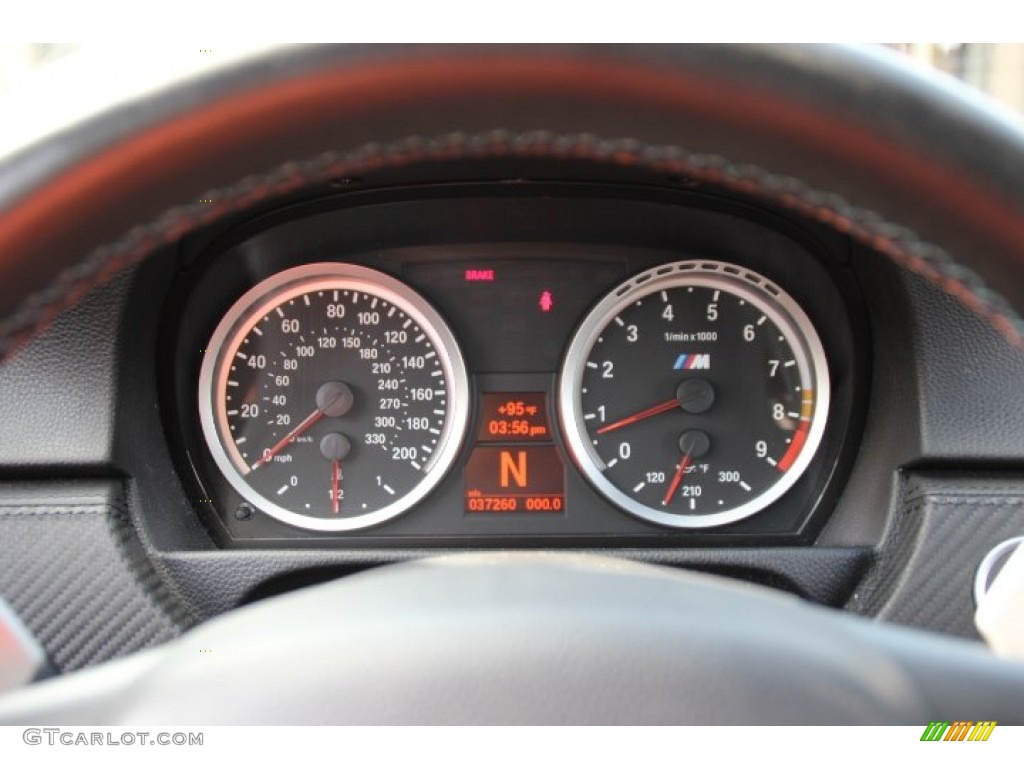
[777,423,809,472]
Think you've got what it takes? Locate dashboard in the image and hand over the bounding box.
[4,45,1024,725]
[4,173,1024,675]
[163,186,866,547]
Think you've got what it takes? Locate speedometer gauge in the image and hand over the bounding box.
[558,261,829,529]
[198,263,469,532]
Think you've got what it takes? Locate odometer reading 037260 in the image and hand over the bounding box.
[558,261,829,529]
[199,264,469,532]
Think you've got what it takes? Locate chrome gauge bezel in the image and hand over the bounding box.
[557,260,831,529]
[198,263,471,532]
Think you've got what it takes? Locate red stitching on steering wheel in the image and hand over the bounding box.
[1,130,1022,360]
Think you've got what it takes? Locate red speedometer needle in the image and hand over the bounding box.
[597,398,679,435]
[662,453,693,507]
[251,408,325,470]
[331,460,341,515]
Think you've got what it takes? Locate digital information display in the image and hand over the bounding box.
[465,393,565,513]
[476,393,551,443]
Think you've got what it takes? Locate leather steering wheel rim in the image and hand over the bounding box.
[1,44,1024,357]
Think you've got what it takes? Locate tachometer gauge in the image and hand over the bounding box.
[558,261,829,528]
[198,263,469,532]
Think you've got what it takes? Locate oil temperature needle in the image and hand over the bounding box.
[662,452,693,507]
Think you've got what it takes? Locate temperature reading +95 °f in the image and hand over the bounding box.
[476,392,551,443]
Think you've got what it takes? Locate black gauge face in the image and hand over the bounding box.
[199,264,469,532]
[559,261,829,528]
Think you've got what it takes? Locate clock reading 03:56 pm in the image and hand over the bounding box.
[198,264,470,532]
[558,261,830,529]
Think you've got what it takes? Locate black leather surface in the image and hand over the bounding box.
[0,482,193,671]
[903,271,1024,459]
[0,271,129,467]
[848,474,1024,638]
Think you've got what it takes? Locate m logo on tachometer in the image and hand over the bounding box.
[673,353,711,371]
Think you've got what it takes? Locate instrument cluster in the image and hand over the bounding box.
[165,190,865,547]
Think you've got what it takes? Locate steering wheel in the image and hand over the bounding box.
[0,44,1023,724]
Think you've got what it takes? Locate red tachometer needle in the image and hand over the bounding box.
[597,398,679,435]
[331,460,341,515]
[661,453,693,507]
[251,408,325,470]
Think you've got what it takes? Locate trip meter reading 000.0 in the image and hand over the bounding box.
[558,261,829,529]
[199,263,469,532]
